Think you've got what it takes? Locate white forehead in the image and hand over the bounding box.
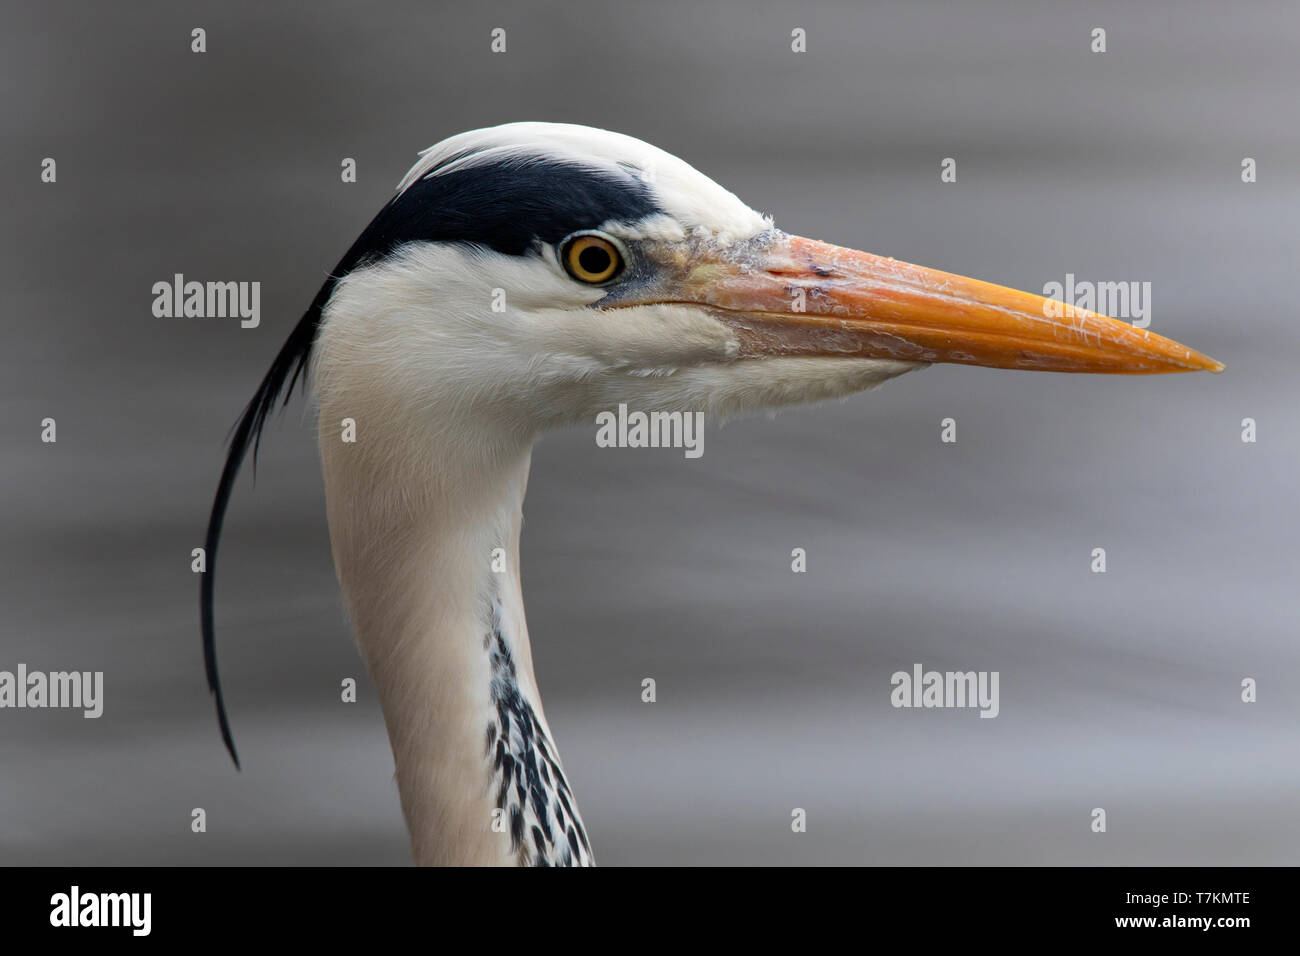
[395,122,771,244]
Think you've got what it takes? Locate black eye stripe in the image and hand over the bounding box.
[324,158,661,273]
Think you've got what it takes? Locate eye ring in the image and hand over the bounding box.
[559,231,626,285]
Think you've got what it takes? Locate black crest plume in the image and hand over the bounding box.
[199,278,332,768]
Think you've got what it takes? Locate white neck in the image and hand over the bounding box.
[316,406,592,866]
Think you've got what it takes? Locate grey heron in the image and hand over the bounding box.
[201,122,1222,866]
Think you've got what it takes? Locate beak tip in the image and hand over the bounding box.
[1192,352,1225,374]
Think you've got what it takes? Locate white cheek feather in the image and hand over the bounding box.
[315,243,749,430]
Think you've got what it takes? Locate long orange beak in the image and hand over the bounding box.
[663,233,1222,374]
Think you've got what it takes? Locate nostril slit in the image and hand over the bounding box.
[768,266,836,279]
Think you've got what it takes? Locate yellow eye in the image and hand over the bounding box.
[561,233,624,284]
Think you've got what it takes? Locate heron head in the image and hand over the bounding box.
[312,122,1221,441]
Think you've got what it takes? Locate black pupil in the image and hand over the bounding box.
[577,244,612,276]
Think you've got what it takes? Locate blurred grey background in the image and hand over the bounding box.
[3,0,1298,865]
